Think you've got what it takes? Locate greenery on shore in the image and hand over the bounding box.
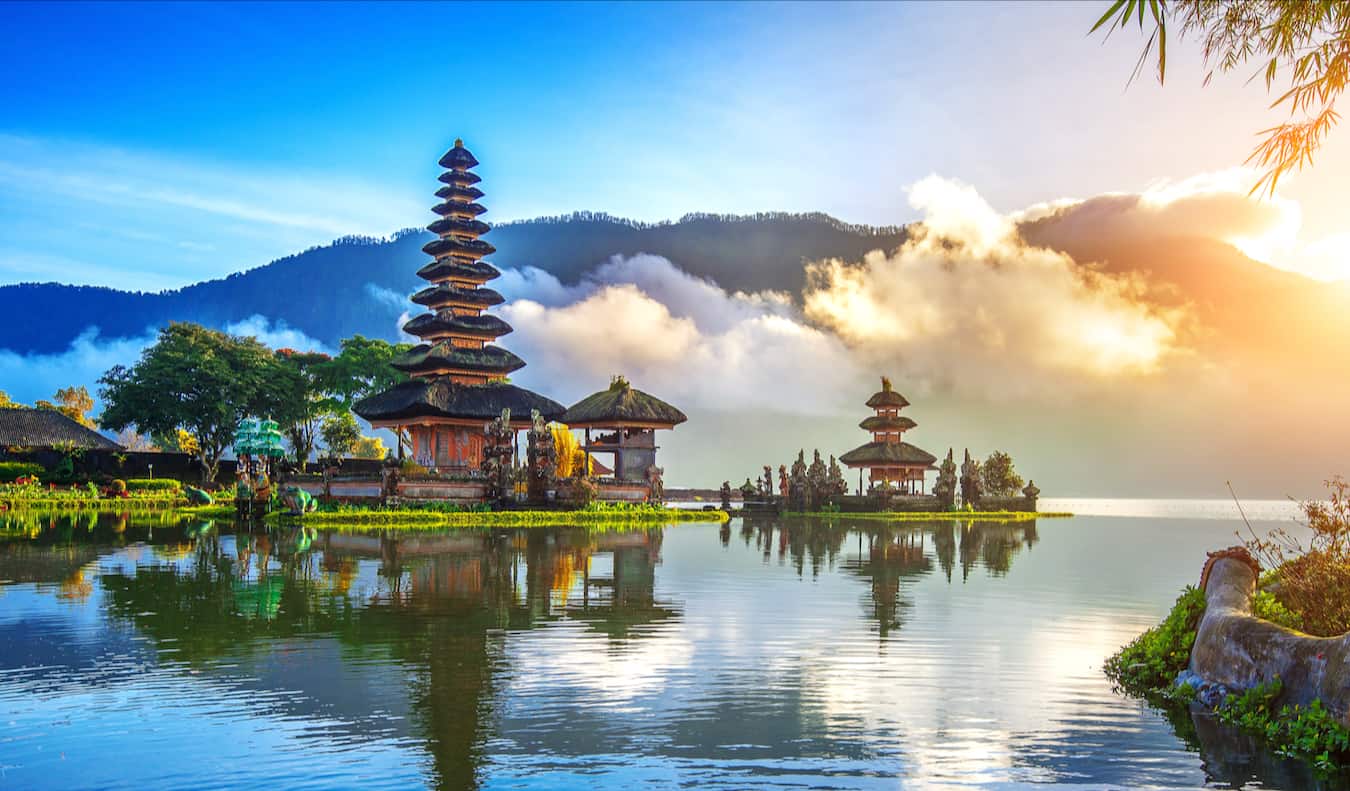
[1105,477,1350,771]
[268,502,729,527]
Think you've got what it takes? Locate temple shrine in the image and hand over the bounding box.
[562,376,687,485]
[355,140,565,471]
[838,377,937,495]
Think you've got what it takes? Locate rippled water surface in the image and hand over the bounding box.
[0,505,1337,790]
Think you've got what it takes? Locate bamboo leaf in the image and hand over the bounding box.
[1090,0,1129,33]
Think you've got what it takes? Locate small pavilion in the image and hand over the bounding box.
[838,377,937,495]
[561,377,686,483]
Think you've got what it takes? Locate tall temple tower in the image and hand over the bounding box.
[839,377,937,495]
[355,140,563,471]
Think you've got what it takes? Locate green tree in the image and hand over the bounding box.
[1091,0,1349,194]
[320,411,362,458]
[99,322,290,481]
[0,391,21,408]
[273,349,336,469]
[318,335,413,410]
[981,450,1024,497]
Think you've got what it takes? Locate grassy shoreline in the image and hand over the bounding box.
[0,496,187,511]
[267,507,730,527]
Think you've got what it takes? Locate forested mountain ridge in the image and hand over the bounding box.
[0,212,910,354]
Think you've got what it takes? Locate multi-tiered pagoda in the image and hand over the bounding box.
[355,140,563,471]
[839,377,937,495]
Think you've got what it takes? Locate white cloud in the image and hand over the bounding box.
[802,176,1186,398]
[222,315,331,355]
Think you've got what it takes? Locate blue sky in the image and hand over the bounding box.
[1,1,1345,290]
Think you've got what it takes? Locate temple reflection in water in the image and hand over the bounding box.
[5,512,1325,790]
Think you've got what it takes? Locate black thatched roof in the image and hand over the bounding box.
[0,407,122,450]
[392,343,525,375]
[438,170,481,186]
[434,184,485,201]
[561,377,687,428]
[354,379,564,423]
[865,376,910,409]
[423,236,495,259]
[438,140,480,169]
[427,217,491,237]
[859,415,917,432]
[410,283,504,308]
[432,200,487,218]
[416,258,500,283]
[402,312,512,340]
[839,441,936,468]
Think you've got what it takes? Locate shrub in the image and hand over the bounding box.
[1104,586,1206,696]
[1245,477,1350,636]
[125,478,182,493]
[0,461,43,483]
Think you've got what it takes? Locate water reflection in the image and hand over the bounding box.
[0,511,1342,789]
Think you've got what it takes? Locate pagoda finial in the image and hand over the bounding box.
[881,375,892,392]
[610,374,631,392]
[454,138,464,148]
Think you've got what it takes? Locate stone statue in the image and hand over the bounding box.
[777,465,789,499]
[826,455,848,497]
[720,480,733,511]
[959,448,983,508]
[646,465,665,504]
[788,450,809,512]
[761,465,774,496]
[806,450,828,510]
[481,408,516,502]
[280,485,317,516]
[525,409,556,503]
[1022,479,1040,507]
[933,448,958,510]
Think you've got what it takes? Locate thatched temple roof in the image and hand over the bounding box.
[0,407,122,450]
[354,379,564,424]
[410,283,505,308]
[423,235,495,258]
[561,377,687,428]
[438,140,480,169]
[859,414,917,432]
[434,184,485,201]
[865,376,910,409]
[415,258,500,284]
[839,441,937,468]
[427,217,491,237]
[391,343,525,376]
[402,313,512,340]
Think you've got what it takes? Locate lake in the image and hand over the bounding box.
[0,500,1338,790]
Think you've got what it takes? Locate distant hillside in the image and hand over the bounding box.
[0,212,908,354]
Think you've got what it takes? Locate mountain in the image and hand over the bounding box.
[0,212,907,355]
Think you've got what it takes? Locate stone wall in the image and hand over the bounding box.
[971,495,1038,512]
[830,494,944,513]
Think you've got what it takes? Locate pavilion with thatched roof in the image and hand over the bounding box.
[838,377,937,495]
[0,407,122,451]
[561,376,686,483]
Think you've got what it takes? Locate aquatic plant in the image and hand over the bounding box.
[1216,678,1350,771]
[1104,586,1206,697]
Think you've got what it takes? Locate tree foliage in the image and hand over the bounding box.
[1092,0,1348,195]
[98,323,289,481]
[273,349,336,468]
[351,434,387,460]
[318,335,413,410]
[981,450,1025,497]
[320,411,362,458]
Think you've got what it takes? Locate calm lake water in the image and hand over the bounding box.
[0,501,1337,790]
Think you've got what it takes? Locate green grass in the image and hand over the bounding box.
[266,505,729,527]
[0,495,188,511]
[785,510,1070,521]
